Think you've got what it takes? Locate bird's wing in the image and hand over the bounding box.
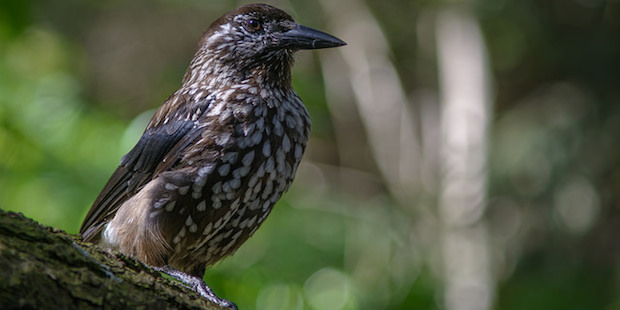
[80,98,211,241]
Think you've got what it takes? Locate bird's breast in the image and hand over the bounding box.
[158,90,311,268]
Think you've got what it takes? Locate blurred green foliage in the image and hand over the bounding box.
[1,0,620,309]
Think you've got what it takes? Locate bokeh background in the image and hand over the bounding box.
[1,0,620,309]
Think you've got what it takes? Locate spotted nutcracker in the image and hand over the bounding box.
[79,3,345,309]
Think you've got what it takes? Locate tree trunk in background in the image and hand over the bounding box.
[437,8,494,310]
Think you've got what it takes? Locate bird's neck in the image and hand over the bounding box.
[181,50,294,91]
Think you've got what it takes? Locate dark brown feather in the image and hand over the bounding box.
[80,97,212,241]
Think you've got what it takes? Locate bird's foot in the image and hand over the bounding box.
[154,265,237,310]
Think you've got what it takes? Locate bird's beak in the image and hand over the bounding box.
[279,24,346,50]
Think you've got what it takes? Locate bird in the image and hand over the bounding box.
[79,3,345,309]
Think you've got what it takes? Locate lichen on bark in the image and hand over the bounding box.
[0,209,229,310]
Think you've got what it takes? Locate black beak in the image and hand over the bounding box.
[280,24,346,50]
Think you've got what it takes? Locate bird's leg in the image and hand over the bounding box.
[154,265,237,310]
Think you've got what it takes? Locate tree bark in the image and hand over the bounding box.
[0,209,230,310]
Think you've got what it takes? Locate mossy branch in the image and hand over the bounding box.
[0,209,231,310]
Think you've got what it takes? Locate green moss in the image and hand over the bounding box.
[0,209,228,310]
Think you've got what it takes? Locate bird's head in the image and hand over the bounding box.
[183,3,345,88]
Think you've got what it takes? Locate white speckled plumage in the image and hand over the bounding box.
[79,5,344,298]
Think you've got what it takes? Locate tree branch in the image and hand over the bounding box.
[0,209,230,310]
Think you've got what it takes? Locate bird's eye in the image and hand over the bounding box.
[247,19,262,31]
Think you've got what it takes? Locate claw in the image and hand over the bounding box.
[154,265,237,309]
